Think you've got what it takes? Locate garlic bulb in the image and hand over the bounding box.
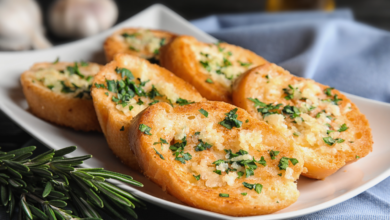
[0,0,52,51]
[49,0,118,38]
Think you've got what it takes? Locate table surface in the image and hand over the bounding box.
[2,0,390,219]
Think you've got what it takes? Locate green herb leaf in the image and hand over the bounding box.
[139,124,152,135]
[219,193,229,198]
[176,98,195,106]
[338,123,349,132]
[219,108,242,129]
[199,108,208,117]
[193,174,200,181]
[269,150,280,160]
[153,148,165,160]
[206,78,213,83]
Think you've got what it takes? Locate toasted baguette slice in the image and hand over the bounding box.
[232,63,373,179]
[20,62,102,132]
[104,28,177,62]
[129,101,304,216]
[91,53,204,170]
[160,36,268,103]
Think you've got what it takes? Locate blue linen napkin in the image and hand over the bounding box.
[192,9,390,220]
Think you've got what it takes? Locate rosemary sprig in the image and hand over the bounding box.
[0,146,144,220]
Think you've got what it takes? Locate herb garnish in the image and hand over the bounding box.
[338,123,349,132]
[219,193,229,198]
[139,124,152,135]
[278,157,299,170]
[282,105,301,119]
[170,137,192,164]
[269,150,280,160]
[115,67,134,80]
[193,175,200,181]
[67,62,84,78]
[199,108,208,117]
[238,61,252,67]
[324,87,334,96]
[147,85,162,99]
[283,85,296,100]
[219,108,242,129]
[323,136,345,146]
[195,140,212,151]
[242,182,263,194]
[120,126,125,131]
[176,98,195,106]
[153,148,165,160]
[206,78,213,83]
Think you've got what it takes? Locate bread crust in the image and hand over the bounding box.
[129,101,304,216]
[233,63,373,179]
[104,28,177,62]
[160,36,268,103]
[20,62,102,132]
[91,53,204,170]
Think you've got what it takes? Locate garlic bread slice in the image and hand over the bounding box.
[20,61,102,131]
[129,101,304,216]
[104,28,177,62]
[91,53,204,170]
[160,36,268,103]
[233,63,373,179]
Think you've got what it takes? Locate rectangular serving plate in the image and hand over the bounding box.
[1,4,390,220]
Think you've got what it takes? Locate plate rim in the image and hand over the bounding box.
[0,3,389,220]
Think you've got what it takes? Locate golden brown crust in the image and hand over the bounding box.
[160,36,268,103]
[104,28,177,62]
[233,63,373,179]
[91,53,204,170]
[129,101,304,216]
[20,62,102,132]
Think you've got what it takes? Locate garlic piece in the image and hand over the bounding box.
[0,0,52,51]
[49,0,118,38]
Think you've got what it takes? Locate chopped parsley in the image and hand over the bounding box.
[95,83,105,89]
[153,138,168,149]
[137,78,150,87]
[258,156,266,166]
[60,81,75,93]
[206,78,213,83]
[324,87,334,96]
[245,119,249,123]
[149,100,159,105]
[213,170,222,175]
[199,108,208,117]
[136,98,144,105]
[241,192,247,196]
[122,33,139,38]
[338,123,349,132]
[139,124,152,135]
[195,139,212,151]
[248,98,267,108]
[47,85,54,90]
[129,105,134,111]
[238,61,252,67]
[278,173,282,176]
[219,193,229,198]
[115,67,134,80]
[120,126,124,131]
[278,157,299,170]
[176,98,195,106]
[323,136,345,146]
[356,155,360,159]
[237,171,244,178]
[219,108,242,130]
[53,57,59,64]
[269,150,280,160]
[80,61,89,66]
[282,105,301,119]
[67,62,84,78]
[293,132,300,136]
[283,85,296,100]
[153,148,165,160]
[106,79,116,92]
[147,85,161,99]
[199,61,211,72]
[193,174,200,181]
[86,76,93,82]
[105,92,109,96]
[170,136,192,164]
[242,182,263,194]
[194,131,200,135]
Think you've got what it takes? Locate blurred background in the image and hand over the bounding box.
[0,0,389,50]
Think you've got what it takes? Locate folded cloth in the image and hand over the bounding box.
[192,9,390,220]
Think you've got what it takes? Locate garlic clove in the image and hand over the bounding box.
[0,0,52,51]
[49,0,118,39]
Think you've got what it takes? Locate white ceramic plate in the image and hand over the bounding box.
[1,4,389,220]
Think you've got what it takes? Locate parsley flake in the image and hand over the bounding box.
[242,182,263,194]
[199,108,208,117]
[195,139,212,151]
[219,193,229,198]
[269,150,280,160]
[120,126,124,131]
[338,123,349,132]
[324,87,334,96]
[206,78,213,83]
[241,192,247,196]
[219,108,242,130]
[176,98,195,106]
[139,124,152,135]
[153,148,165,160]
[115,67,134,80]
[193,174,200,181]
